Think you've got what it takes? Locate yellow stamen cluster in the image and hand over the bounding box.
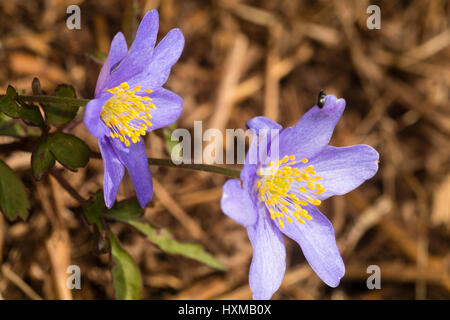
[101,82,155,147]
[256,155,326,228]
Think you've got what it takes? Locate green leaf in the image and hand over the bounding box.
[107,197,144,221]
[0,160,30,220]
[19,104,44,127]
[25,127,43,137]
[48,132,90,170]
[84,190,106,226]
[91,50,107,62]
[128,219,224,270]
[85,193,142,227]
[0,114,26,137]
[104,197,223,269]
[0,123,25,137]
[45,84,81,125]
[0,86,21,118]
[31,138,55,180]
[110,232,142,300]
[1,85,43,127]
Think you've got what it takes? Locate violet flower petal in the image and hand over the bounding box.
[241,132,258,199]
[83,93,112,138]
[99,137,125,208]
[278,95,345,160]
[246,116,282,167]
[95,58,110,98]
[105,10,159,89]
[221,179,257,227]
[246,116,282,132]
[248,211,286,300]
[273,204,345,287]
[140,87,182,131]
[309,145,379,200]
[110,138,153,208]
[128,28,185,89]
[95,32,128,96]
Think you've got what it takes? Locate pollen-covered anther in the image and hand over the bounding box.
[256,155,326,228]
[101,82,156,147]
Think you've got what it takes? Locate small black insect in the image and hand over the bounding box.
[317,90,326,108]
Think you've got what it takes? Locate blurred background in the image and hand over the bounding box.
[0,0,449,299]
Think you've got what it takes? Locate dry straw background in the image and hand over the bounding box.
[0,0,449,299]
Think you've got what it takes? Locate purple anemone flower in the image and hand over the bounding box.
[220,95,379,299]
[84,10,184,208]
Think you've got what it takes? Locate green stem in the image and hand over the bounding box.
[91,152,241,178]
[148,158,241,178]
[12,95,90,106]
[0,139,241,179]
[50,167,87,203]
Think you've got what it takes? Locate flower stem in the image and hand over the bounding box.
[49,168,92,230]
[147,158,241,178]
[0,139,241,178]
[49,167,87,203]
[7,94,90,106]
[90,152,241,178]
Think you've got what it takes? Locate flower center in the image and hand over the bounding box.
[256,155,326,228]
[101,82,155,147]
